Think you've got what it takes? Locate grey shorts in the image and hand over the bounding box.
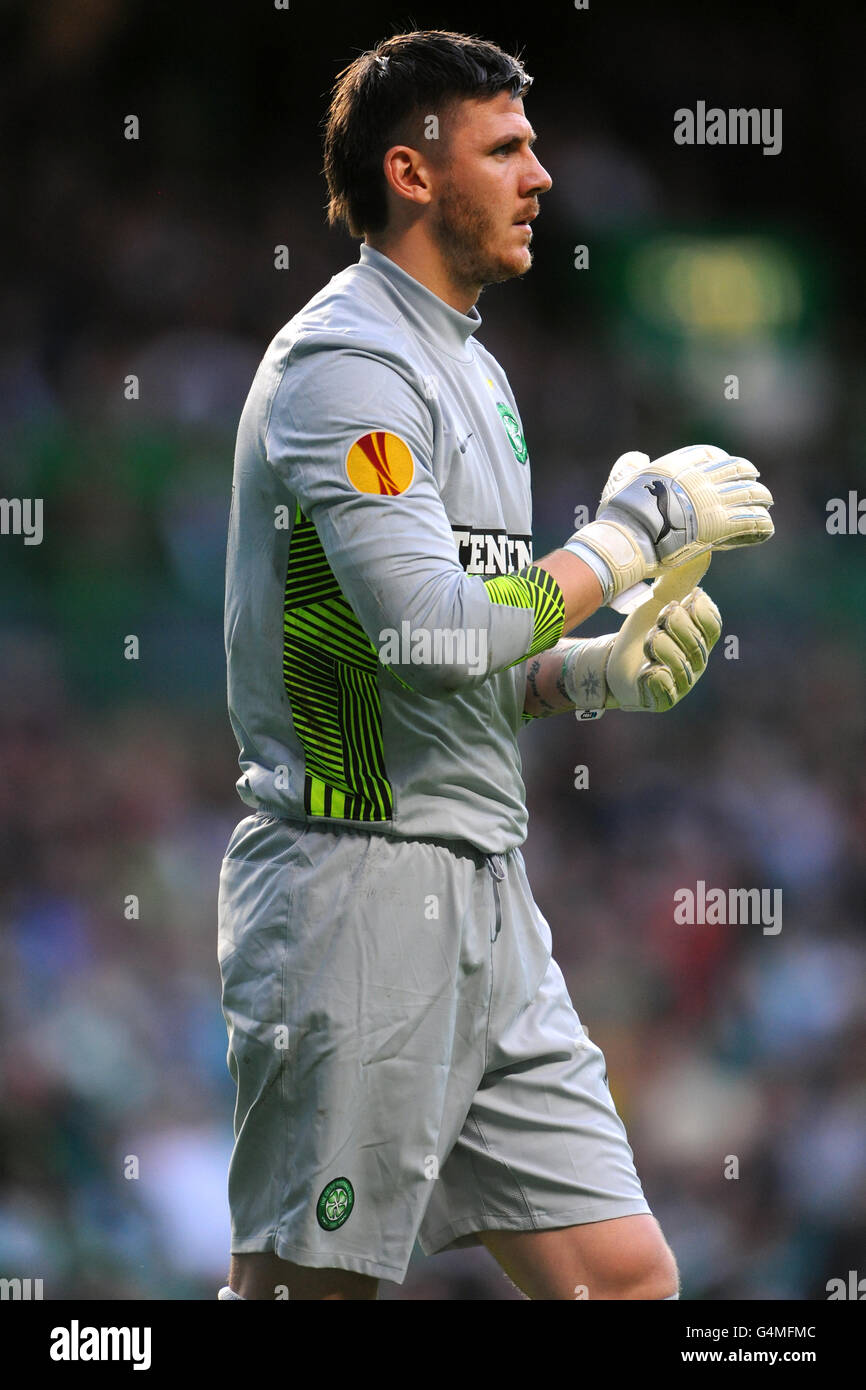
[217,812,651,1283]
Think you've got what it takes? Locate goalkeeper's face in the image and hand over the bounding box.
[429,92,552,289]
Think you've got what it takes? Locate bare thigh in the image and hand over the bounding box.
[479,1213,679,1300]
[229,1252,379,1301]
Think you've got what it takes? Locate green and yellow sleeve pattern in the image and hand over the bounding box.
[483,563,566,668]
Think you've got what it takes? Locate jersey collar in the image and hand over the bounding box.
[358,243,482,361]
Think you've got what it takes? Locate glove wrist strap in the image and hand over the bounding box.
[560,636,616,719]
[563,523,648,603]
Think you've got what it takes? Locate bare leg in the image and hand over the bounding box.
[479,1213,679,1300]
[228,1251,379,1301]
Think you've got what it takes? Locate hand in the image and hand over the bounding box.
[605,553,722,711]
[561,553,722,714]
[563,444,773,605]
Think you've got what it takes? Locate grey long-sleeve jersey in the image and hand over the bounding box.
[224,243,566,853]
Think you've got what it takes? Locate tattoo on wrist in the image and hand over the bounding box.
[527,658,556,713]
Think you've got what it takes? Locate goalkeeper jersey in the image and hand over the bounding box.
[224,243,566,853]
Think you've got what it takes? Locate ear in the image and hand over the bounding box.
[382,143,437,213]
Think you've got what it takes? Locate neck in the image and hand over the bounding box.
[364,231,479,315]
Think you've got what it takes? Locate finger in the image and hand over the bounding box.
[643,629,693,695]
[702,455,761,484]
[717,511,775,546]
[684,589,722,649]
[718,479,774,509]
[601,451,651,503]
[657,601,709,672]
[639,663,679,712]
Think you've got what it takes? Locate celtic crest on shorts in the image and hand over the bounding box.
[316,1177,355,1230]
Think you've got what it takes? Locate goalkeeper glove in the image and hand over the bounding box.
[564,444,773,610]
[561,553,722,715]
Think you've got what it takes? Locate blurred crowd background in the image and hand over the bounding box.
[1,0,864,1299]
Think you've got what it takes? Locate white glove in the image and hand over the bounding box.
[561,554,722,715]
[563,444,773,607]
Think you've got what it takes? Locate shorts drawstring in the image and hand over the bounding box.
[485,853,506,941]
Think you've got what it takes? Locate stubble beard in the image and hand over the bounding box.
[431,182,531,299]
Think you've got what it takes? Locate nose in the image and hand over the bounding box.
[526,151,552,196]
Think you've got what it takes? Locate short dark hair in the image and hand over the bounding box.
[323,30,533,238]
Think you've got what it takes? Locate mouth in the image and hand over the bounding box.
[513,212,538,226]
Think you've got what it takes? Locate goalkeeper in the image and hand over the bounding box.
[217,30,773,1303]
